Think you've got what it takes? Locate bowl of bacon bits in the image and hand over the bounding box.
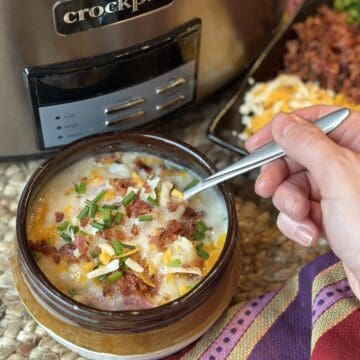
[14,131,239,360]
[209,0,360,154]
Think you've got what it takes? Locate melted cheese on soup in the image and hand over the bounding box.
[27,152,228,310]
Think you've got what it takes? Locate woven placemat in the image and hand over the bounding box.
[0,160,329,360]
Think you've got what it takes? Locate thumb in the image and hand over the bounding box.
[271,112,341,183]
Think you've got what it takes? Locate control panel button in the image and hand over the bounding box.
[105,98,146,115]
[156,78,186,95]
[105,110,145,127]
[156,95,186,112]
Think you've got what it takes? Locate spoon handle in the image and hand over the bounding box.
[183,108,350,200]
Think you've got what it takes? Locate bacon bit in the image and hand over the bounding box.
[166,219,182,234]
[160,228,177,244]
[118,272,148,296]
[135,157,152,173]
[143,182,152,193]
[57,244,78,264]
[74,236,89,255]
[180,219,194,238]
[102,228,124,241]
[126,199,151,217]
[80,216,90,227]
[55,212,64,223]
[184,207,206,220]
[29,240,56,256]
[109,178,135,196]
[114,229,125,240]
[150,235,164,250]
[149,221,181,250]
[102,282,115,297]
[167,200,179,212]
[52,254,61,264]
[58,244,76,256]
[102,229,112,241]
[118,273,138,295]
[131,224,139,236]
[79,254,91,262]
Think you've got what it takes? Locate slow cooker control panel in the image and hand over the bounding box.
[24,20,200,150]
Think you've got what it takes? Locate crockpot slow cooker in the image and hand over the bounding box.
[0,0,285,159]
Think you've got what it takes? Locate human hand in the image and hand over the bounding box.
[245,105,360,299]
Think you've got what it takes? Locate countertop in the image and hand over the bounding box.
[0,86,328,359]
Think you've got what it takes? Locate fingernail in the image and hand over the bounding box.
[295,226,314,246]
[272,113,297,139]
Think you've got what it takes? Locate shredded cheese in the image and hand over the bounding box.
[171,188,184,201]
[132,172,144,187]
[239,74,360,138]
[86,259,119,279]
[125,258,144,273]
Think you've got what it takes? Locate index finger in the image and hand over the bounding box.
[245,105,352,152]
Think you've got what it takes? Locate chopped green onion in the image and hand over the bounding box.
[75,182,86,194]
[32,252,41,262]
[77,206,89,221]
[97,274,106,281]
[139,214,153,222]
[88,202,98,218]
[168,259,181,267]
[69,225,79,234]
[121,191,136,207]
[122,243,136,250]
[60,233,72,243]
[114,212,123,225]
[112,241,123,256]
[102,208,111,222]
[101,204,118,210]
[57,221,69,232]
[90,251,99,258]
[92,189,106,204]
[196,244,209,260]
[195,221,208,233]
[191,231,205,241]
[184,179,199,191]
[118,257,128,268]
[104,219,112,229]
[68,288,78,297]
[147,196,158,206]
[91,221,106,231]
[107,271,123,283]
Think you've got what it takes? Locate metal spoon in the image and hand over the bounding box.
[183,108,350,200]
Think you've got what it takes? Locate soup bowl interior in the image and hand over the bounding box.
[16,131,238,333]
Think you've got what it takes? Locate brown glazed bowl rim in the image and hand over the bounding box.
[16,131,237,333]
